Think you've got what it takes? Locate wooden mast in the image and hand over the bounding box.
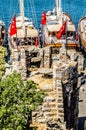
[55,0,59,14]
[59,0,61,12]
[55,0,62,12]
[55,0,62,21]
[19,0,25,37]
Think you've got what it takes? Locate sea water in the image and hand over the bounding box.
[0,0,86,30]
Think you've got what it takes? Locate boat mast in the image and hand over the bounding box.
[55,0,62,21]
[19,0,25,36]
[55,0,59,14]
[55,0,62,14]
[59,0,61,12]
[20,0,24,18]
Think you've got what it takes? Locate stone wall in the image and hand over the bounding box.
[10,48,27,80]
[32,60,79,130]
[9,45,84,129]
[10,46,41,80]
[40,46,52,68]
[62,63,78,130]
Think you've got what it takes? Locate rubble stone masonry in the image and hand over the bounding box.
[9,45,84,130]
[32,60,79,130]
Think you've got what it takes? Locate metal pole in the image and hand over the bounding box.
[65,20,67,63]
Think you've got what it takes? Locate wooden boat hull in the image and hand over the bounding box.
[44,42,80,49]
[78,16,86,50]
[8,15,39,50]
[41,11,78,50]
[0,20,6,46]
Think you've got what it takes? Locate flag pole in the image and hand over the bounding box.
[13,14,18,50]
[16,32,18,50]
[65,19,68,63]
[14,14,18,50]
[14,14,17,47]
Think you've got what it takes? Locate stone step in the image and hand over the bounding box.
[57,99,63,104]
[32,118,45,124]
[32,111,43,117]
[58,109,64,113]
[32,116,45,120]
[57,97,63,100]
[42,107,57,112]
[57,91,63,95]
[45,93,56,98]
[57,104,64,108]
[41,84,54,92]
[57,94,63,98]
[57,102,63,105]
[58,113,64,118]
[44,111,57,117]
[44,96,55,102]
[46,91,56,95]
[57,92,63,98]
[46,116,58,120]
[46,127,54,130]
[57,87,63,91]
[43,102,56,108]
[37,118,46,124]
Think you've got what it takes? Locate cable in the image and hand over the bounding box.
[44,0,46,11]
[29,0,38,28]
[0,0,5,21]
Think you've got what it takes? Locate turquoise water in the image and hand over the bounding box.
[0,0,86,30]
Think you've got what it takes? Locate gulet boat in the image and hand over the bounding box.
[8,0,38,50]
[78,16,86,51]
[0,20,6,45]
[41,0,79,49]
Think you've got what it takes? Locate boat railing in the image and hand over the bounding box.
[45,35,77,45]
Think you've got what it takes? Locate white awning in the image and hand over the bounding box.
[27,29,38,38]
[67,24,76,31]
[16,28,38,38]
[47,24,61,32]
[47,23,76,32]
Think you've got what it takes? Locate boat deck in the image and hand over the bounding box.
[44,42,80,49]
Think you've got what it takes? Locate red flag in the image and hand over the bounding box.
[41,11,46,25]
[35,37,39,47]
[57,21,66,39]
[9,16,17,36]
[76,32,78,41]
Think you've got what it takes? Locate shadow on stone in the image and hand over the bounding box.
[78,117,86,130]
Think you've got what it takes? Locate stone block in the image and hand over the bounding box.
[44,96,55,102]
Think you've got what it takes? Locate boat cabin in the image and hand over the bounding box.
[46,21,76,40]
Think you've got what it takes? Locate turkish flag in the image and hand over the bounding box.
[76,32,78,41]
[35,37,39,47]
[9,16,17,36]
[57,21,66,39]
[41,11,46,25]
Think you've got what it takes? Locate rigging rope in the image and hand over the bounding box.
[83,0,86,16]
[9,0,19,19]
[44,0,46,10]
[29,0,38,28]
[50,0,53,10]
[0,0,5,22]
[9,0,19,25]
[9,0,13,22]
[26,0,31,20]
